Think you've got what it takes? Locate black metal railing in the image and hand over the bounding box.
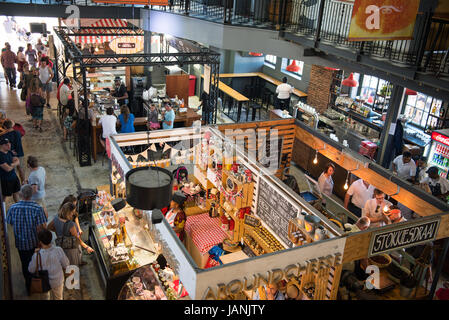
[4,0,448,77]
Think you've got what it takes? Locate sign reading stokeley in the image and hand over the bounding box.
[369,218,441,257]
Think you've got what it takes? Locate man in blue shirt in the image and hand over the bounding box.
[7,184,47,295]
[2,119,25,183]
[162,103,175,130]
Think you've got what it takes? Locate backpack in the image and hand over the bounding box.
[30,94,45,108]
[172,166,188,183]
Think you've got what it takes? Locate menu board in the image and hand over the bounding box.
[256,178,299,248]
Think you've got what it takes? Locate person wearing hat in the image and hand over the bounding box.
[420,166,449,200]
[385,205,407,224]
[111,77,128,106]
[0,137,22,202]
[164,191,187,241]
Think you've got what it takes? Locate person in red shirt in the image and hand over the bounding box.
[436,281,449,300]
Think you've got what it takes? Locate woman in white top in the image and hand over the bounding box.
[98,107,118,149]
[28,229,69,300]
[38,57,54,109]
[318,163,335,197]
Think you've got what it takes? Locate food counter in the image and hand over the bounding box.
[89,192,159,299]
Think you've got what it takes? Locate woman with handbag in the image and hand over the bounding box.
[28,229,69,300]
[47,202,94,266]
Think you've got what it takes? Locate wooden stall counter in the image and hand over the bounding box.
[270,109,293,120]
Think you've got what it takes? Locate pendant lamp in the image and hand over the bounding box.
[367,96,374,104]
[342,73,358,87]
[324,67,339,71]
[286,60,301,73]
[405,88,417,96]
[249,52,263,57]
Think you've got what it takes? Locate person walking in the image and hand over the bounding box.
[1,43,17,88]
[2,42,10,86]
[0,137,22,202]
[29,78,45,131]
[275,77,294,111]
[47,202,94,266]
[6,184,47,295]
[59,195,82,237]
[1,119,25,183]
[118,105,135,133]
[17,47,27,81]
[28,229,69,300]
[25,156,47,218]
[38,57,54,109]
[25,43,37,68]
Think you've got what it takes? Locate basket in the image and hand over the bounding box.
[368,254,392,268]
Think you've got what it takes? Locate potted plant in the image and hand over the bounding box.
[400,273,418,298]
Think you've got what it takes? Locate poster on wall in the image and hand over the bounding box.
[203,65,211,94]
[348,0,420,41]
[435,0,449,19]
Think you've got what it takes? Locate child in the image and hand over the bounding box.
[28,229,69,300]
[147,103,160,130]
[63,99,76,141]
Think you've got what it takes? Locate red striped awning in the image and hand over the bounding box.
[74,19,128,44]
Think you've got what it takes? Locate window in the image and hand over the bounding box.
[360,75,379,104]
[403,93,443,129]
[264,54,277,66]
[282,59,304,78]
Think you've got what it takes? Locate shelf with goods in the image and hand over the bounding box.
[328,70,343,109]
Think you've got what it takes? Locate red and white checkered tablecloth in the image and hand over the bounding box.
[185,213,227,254]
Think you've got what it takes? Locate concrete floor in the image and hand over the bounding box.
[1,79,108,300]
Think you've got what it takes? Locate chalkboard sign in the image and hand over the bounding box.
[244,215,261,228]
[369,218,440,256]
[256,178,299,248]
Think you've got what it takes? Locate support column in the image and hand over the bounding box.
[376,84,404,168]
[144,31,152,87]
[428,238,449,299]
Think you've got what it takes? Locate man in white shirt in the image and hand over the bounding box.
[98,107,117,149]
[392,151,416,182]
[420,166,449,201]
[275,77,294,111]
[59,78,71,107]
[362,188,392,228]
[344,178,374,217]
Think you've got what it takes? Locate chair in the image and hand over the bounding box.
[261,88,274,111]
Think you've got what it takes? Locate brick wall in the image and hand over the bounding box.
[307,65,334,114]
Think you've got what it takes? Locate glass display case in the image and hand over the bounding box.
[89,203,158,299]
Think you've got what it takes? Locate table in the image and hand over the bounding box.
[270,109,293,120]
[184,213,227,268]
[220,251,248,264]
[219,72,308,98]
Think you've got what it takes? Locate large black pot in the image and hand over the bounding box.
[125,166,174,210]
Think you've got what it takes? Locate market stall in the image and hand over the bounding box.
[104,121,349,300]
[53,24,220,166]
[90,115,449,300]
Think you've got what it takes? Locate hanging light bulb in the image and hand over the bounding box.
[313,150,318,165]
[344,179,349,190]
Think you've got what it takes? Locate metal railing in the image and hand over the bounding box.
[3,0,448,77]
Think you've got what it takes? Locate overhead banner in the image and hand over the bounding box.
[92,0,168,4]
[348,0,420,41]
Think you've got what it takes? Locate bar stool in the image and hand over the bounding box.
[261,88,274,111]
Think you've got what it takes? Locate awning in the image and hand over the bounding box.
[73,19,128,44]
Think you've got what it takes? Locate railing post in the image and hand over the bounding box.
[278,0,288,31]
[314,0,326,47]
[185,0,190,15]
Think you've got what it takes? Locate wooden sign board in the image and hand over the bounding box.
[368,217,441,257]
[244,214,261,228]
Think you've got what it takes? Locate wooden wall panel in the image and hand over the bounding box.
[166,73,190,107]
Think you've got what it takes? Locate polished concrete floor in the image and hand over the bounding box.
[1,78,109,300]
